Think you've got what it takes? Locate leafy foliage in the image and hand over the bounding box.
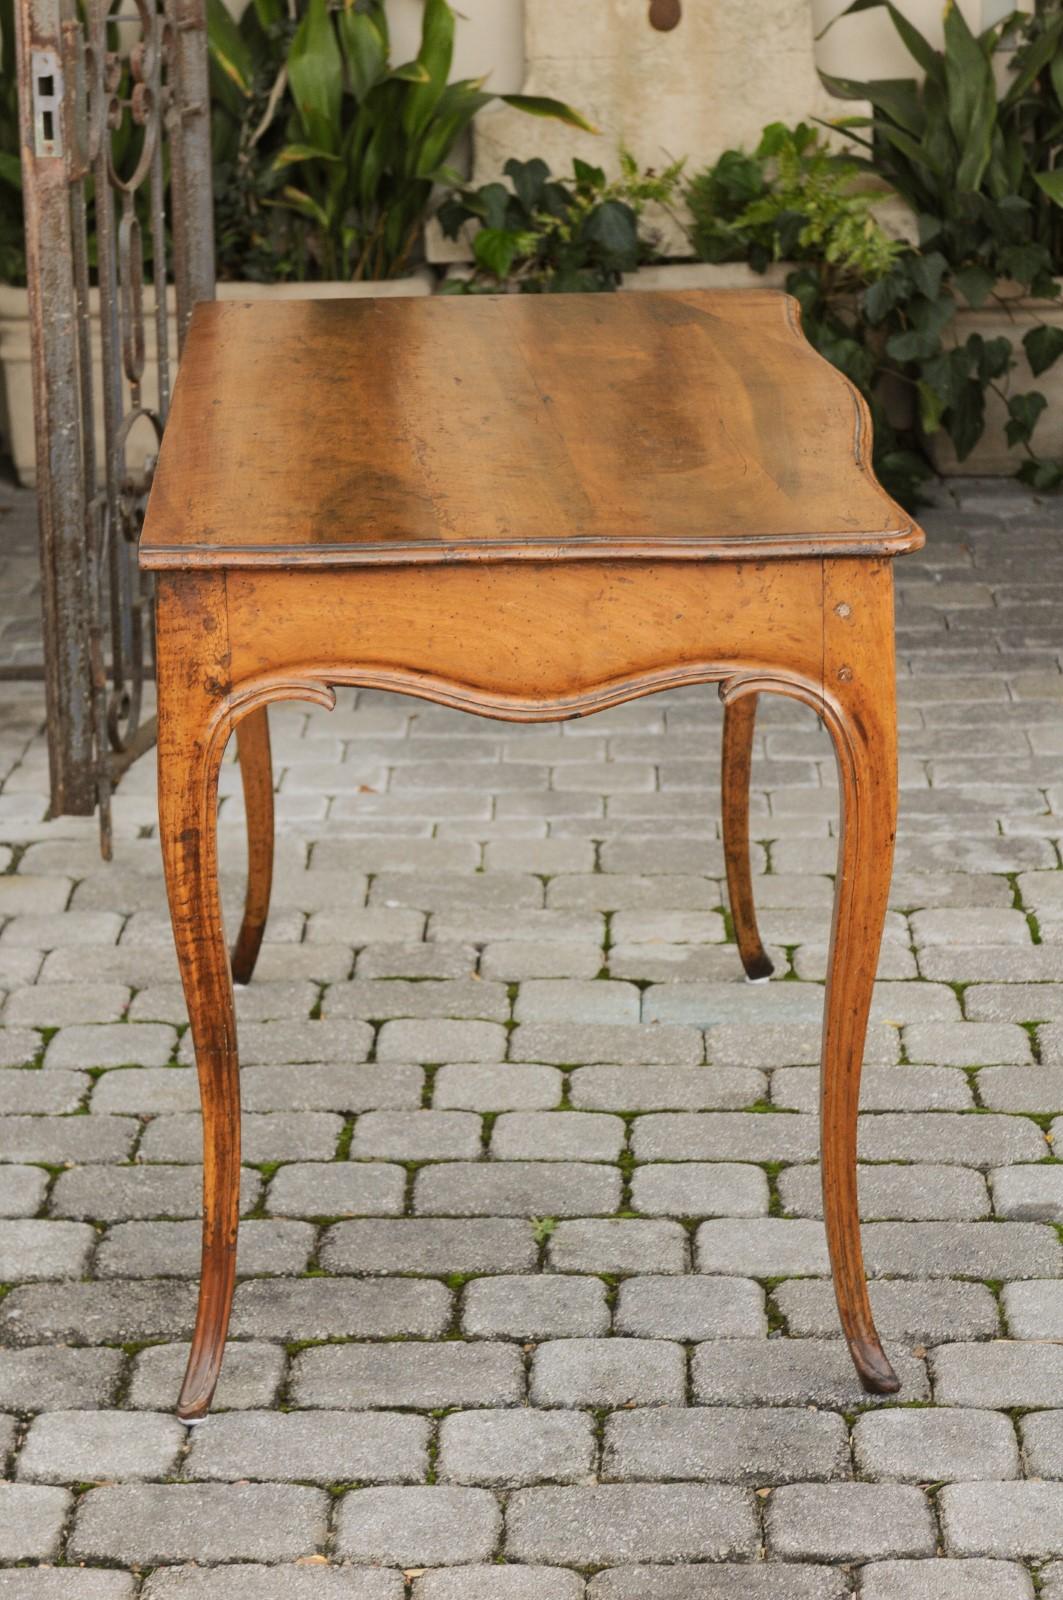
[437,151,684,293]
[685,121,903,283]
[207,0,593,282]
[685,5,1063,503]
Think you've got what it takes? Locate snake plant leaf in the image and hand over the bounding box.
[206,0,254,116]
[288,0,344,153]
[338,8,388,101]
[272,142,343,169]
[501,95,599,134]
[1034,168,1063,208]
[391,61,433,83]
[402,0,455,140]
[943,1,996,192]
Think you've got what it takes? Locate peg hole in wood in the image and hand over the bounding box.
[649,0,682,31]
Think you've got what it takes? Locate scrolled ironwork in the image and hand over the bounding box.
[15,0,214,852]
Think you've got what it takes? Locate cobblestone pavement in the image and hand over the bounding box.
[0,478,1062,1595]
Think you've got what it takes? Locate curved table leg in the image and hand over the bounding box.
[157,587,240,1424]
[819,664,899,1396]
[721,692,774,981]
[230,706,274,986]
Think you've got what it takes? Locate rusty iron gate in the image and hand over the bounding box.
[14,0,214,853]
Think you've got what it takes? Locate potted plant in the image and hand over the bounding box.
[817,0,1063,481]
[437,150,683,292]
[207,0,591,288]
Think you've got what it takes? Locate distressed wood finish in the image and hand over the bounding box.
[144,290,923,1421]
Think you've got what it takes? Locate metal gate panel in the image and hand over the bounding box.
[14,0,214,852]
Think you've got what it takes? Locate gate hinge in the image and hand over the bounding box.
[30,49,64,158]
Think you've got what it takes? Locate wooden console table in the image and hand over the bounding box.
[140,290,923,1422]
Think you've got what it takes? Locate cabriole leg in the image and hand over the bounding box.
[230,706,274,986]
[721,691,773,982]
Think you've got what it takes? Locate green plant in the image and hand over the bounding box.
[0,0,25,285]
[686,121,903,286]
[207,0,593,282]
[438,150,684,292]
[818,0,1063,486]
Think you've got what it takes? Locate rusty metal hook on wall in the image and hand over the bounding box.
[649,0,681,29]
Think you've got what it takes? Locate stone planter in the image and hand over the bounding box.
[926,283,1063,475]
[0,270,434,486]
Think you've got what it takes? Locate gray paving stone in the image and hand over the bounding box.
[779,1162,990,1221]
[585,1566,848,1600]
[570,1064,765,1111]
[0,1346,122,1411]
[415,1161,621,1217]
[96,1218,314,1278]
[775,1279,1001,1343]
[904,1022,1033,1065]
[377,1018,508,1062]
[547,1218,688,1274]
[414,1571,583,1600]
[632,1162,768,1217]
[241,1062,424,1113]
[940,1481,1063,1556]
[509,1022,704,1065]
[325,978,509,1022]
[0,1112,138,1163]
[691,1340,929,1406]
[978,1067,1063,1111]
[432,1063,562,1110]
[267,1160,406,1217]
[0,1218,94,1280]
[530,1338,685,1407]
[695,1218,829,1275]
[0,1025,41,1065]
[773,1065,972,1113]
[335,1485,502,1565]
[481,940,603,980]
[991,1163,1063,1220]
[348,1110,482,1160]
[186,1408,429,1484]
[546,876,719,913]
[143,1570,403,1599]
[357,940,479,979]
[966,983,1063,1021]
[603,1406,849,1484]
[0,1574,136,1599]
[321,1218,536,1275]
[5,984,130,1025]
[853,1406,1020,1482]
[1019,1409,1063,1477]
[858,1560,1035,1600]
[911,909,1031,946]
[69,1481,330,1563]
[615,1275,766,1339]
[706,1021,900,1067]
[1,1280,198,1346]
[856,1112,1046,1164]
[1002,1278,1063,1337]
[0,1068,89,1113]
[766,1482,936,1560]
[45,1022,176,1068]
[0,1162,48,1215]
[139,1111,343,1163]
[504,1483,758,1564]
[632,1112,818,1163]
[51,1163,259,1221]
[0,1482,71,1558]
[438,1408,595,1486]
[292,1342,525,1409]
[1043,1565,1063,1600]
[860,1220,1062,1278]
[18,1409,186,1482]
[128,1342,286,1411]
[514,980,640,1025]
[177,1018,373,1066]
[932,1341,1063,1407]
[87,1065,198,1113]
[491,1111,626,1161]
[461,1274,610,1339]
[230,1278,450,1342]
